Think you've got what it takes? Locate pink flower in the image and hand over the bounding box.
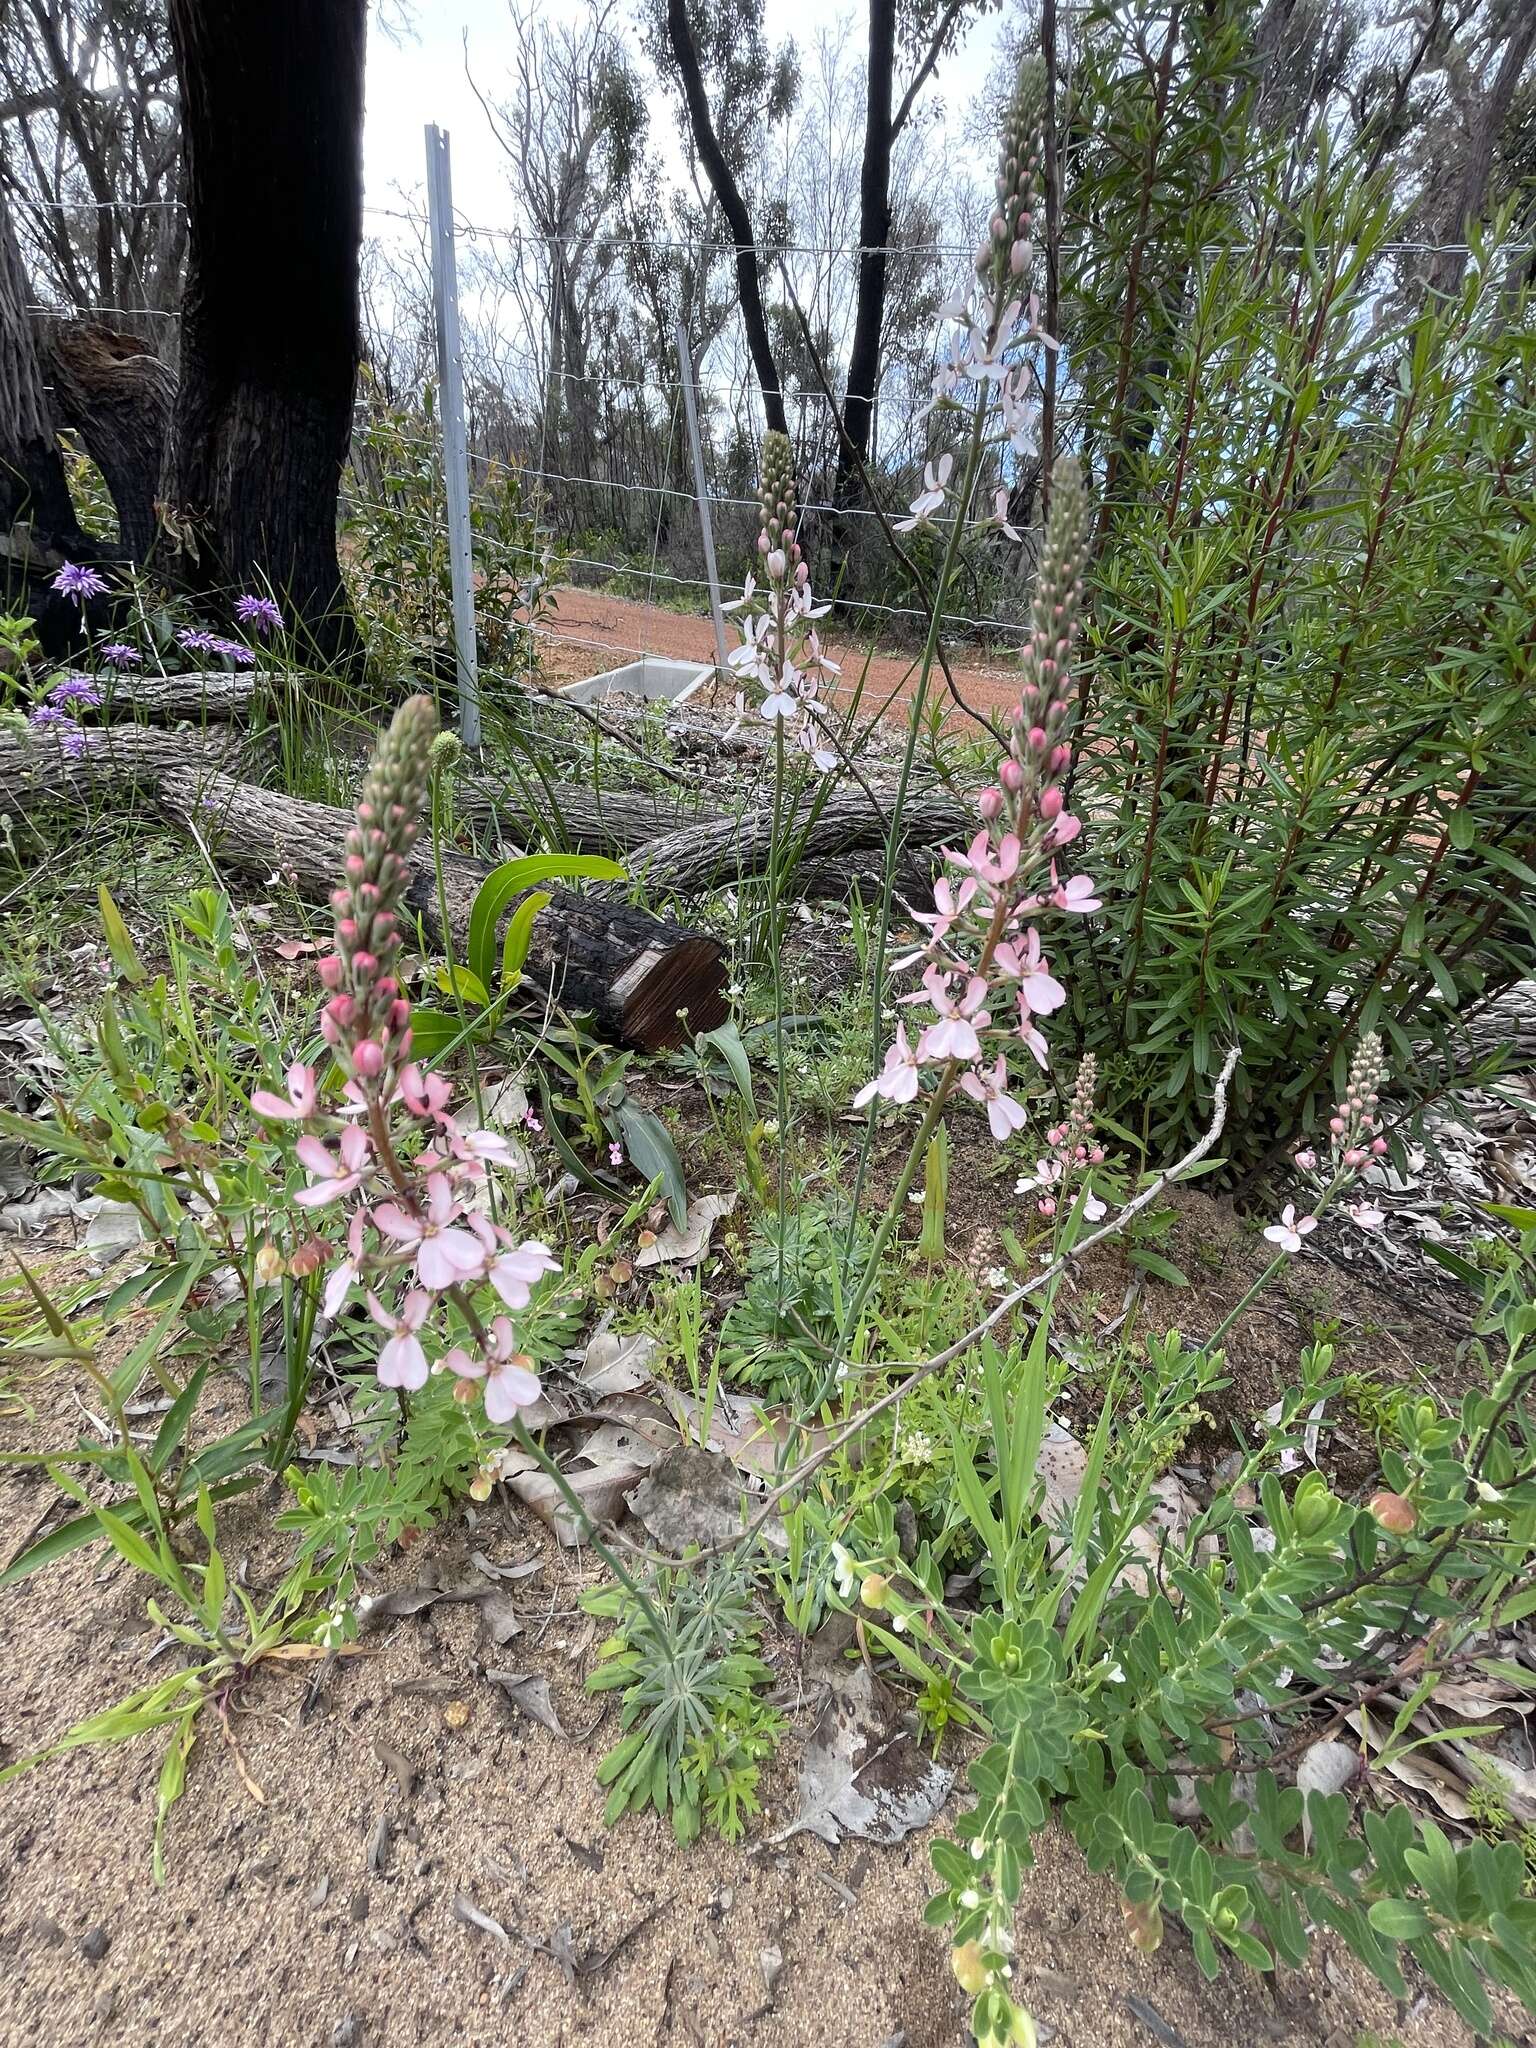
[913,874,978,946]
[956,829,1021,886]
[1263,1205,1317,1255]
[994,928,1066,1016]
[321,1208,370,1318]
[912,970,990,1064]
[374,1174,486,1290]
[1050,872,1101,915]
[853,1023,921,1108]
[252,1062,318,1121]
[294,1126,371,1207]
[990,487,1023,543]
[450,1127,516,1169]
[368,1288,431,1391]
[959,1056,1028,1142]
[1347,1202,1385,1233]
[485,1238,559,1311]
[1016,1006,1051,1070]
[400,1063,454,1128]
[1293,1148,1318,1172]
[443,1316,541,1423]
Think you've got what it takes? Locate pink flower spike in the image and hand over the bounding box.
[853,1024,921,1108]
[252,1061,318,1121]
[368,1288,431,1391]
[487,1239,559,1312]
[1263,1205,1317,1255]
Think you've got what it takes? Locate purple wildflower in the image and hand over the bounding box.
[176,628,219,655]
[209,636,257,666]
[46,676,103,709]
[235,594,283,636]
[99,643,142,667]
[28,706,87,758]
[51,562,109,603]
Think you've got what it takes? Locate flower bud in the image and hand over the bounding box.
[1368,1490,1416,1535]
[978,787,1005,821]
[353,1040,384,1079]
[1039,786,1064,821]
[254,1242,285,1285]
[1122,1898,1163,1955]
[1000,759,1024,792]
[860,1573,890,1612]
[952,1942,989,1996]
[1292,1473,1340,1538]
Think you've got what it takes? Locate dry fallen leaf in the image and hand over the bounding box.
[634,1193,737,1268]
[773,1660,953,1847]
[486,1670,569,1738]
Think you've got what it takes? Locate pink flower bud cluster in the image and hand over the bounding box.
[319,693,435,1088]
[977,59,1046,292]
[1274,1033,1390,1248]
[856,456,1098,1143]
[253,696,559,1446]
[728,429,839,773]
[1017,1056,1107,1219]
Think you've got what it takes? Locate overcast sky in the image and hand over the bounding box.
[361,0,1008,241]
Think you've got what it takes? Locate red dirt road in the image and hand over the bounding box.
[531,584,1023,736]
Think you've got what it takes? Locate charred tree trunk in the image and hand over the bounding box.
[161,0,366,664]
[837,0,897,511]
[36,320,175,563]
[0,191,93,648]
[663,0,787,438]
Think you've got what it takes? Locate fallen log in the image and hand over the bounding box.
[0,726,725,1052]
[630,784,970,898]
[152,771,726,1050]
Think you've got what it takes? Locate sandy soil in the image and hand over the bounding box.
[1,1221,1524,2048]
[530,584,1022,735]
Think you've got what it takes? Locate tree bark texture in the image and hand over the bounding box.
[162,0,367,663]
[663,0,787,437]
[0,190,83,549]
[36,319,175,562]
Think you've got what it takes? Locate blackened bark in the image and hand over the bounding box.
[162,0,366,663]
[0,189,96,651]
[839,0,897,502]
[664,0,787,437]
[37,320,175,562]
[0,191,82,547]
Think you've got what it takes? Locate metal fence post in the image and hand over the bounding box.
[675,320,730,684]
[424,123,480,751]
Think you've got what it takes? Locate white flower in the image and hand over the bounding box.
[829,1542,857,1600]
[1263,1204,1317,1255]
[893,451,953,532]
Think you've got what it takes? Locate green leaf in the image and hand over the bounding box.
[98,884,146,982]
[614,1099,687,1228]
[500,889,552,988]
[149,1363,210,1475]
[405,1007,461,1061]
[1129,1248,1190,1287]
[432,962,490,1010]
[466,853,625,993]
[1367,1898,1433,1941]
[696,1021,755,1113]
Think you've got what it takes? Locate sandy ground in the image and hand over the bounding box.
[529,584,1022,735]
[1,1215,1525,2048]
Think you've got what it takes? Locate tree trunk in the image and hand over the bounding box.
[161,0,367,664]
[631,783,967,897]
[663,0,787,437]
[836,0,897,507]
[0,190,95,651]
[36,320,176,563]
[1428,11,1536,299]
